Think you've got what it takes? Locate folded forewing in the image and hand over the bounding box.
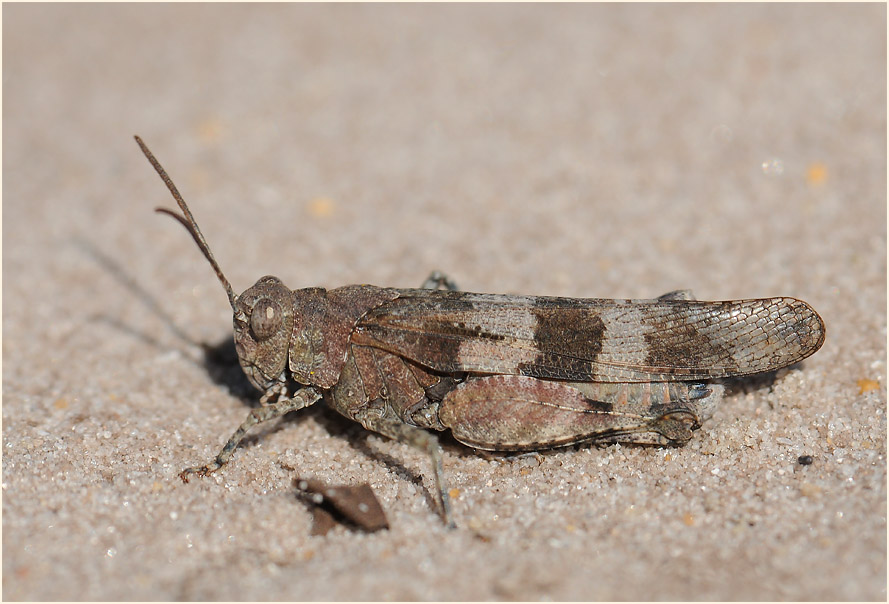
[352,290,825,382]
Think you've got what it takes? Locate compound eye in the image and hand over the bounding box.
[250,298,283,340]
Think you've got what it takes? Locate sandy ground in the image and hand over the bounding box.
[3,4,886,600]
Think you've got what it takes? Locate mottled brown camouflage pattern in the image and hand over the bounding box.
[137,136,826,526]
[353,291,825,382]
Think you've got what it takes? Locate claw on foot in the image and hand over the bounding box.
[179,462,221,483]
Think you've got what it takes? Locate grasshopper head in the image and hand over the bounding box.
[233,276,295,391]
[136,136,297,394]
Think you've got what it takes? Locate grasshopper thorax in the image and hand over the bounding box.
[233,276,296,391]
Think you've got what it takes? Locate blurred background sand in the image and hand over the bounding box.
[3,4,885,599]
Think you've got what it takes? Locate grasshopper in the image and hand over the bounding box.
[136,136,826,527]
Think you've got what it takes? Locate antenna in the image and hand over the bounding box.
[134,135,238,310]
